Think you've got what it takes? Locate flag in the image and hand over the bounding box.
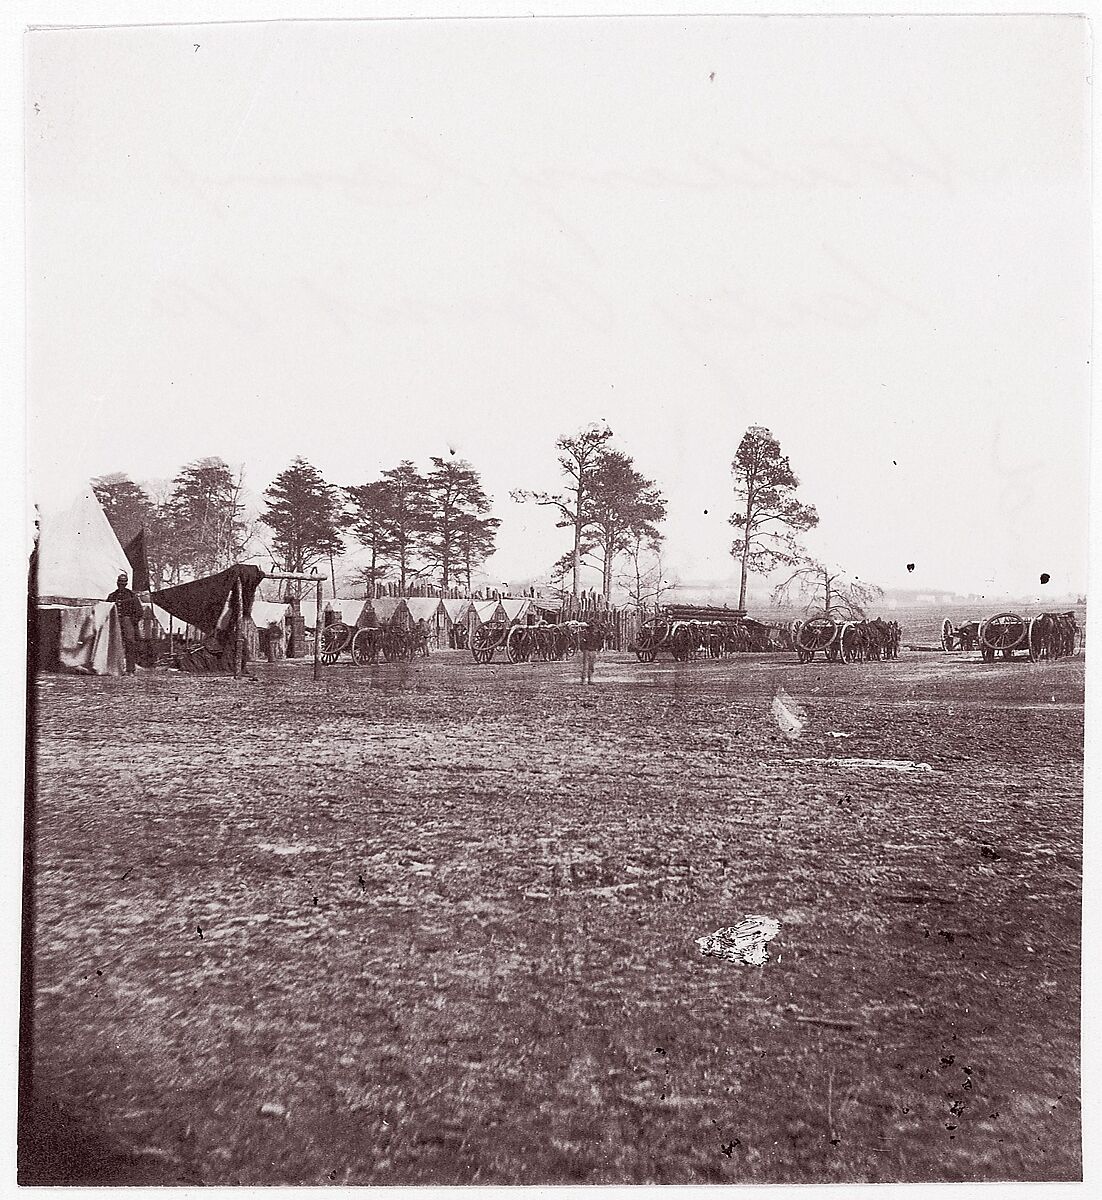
[123,528,151,593]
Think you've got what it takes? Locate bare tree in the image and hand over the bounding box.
[771,556,883,618]
[617,532,674,613]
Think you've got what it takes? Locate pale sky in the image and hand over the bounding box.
[25,15,1091,597]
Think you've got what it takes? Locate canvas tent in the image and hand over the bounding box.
[500,598,532,624]
[325,599,371,628]
[471,599,507,626]
[36,488,133,604]
[152,564,264,673]
[33,488,131,676]
[367,596,412,629]
[404,596,447,648]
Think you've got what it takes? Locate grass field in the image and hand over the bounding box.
[24,645,1083,1184]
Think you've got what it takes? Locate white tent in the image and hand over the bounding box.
[36,488,132,604]
[471,599,506,624]
[500,598,532,623]
[34,487,130,675]
[441,598,473,624]
[325,598,369,627]
[404,597,446,623]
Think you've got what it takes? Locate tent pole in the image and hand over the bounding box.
[233,576,243,678]
[313,580,322,682]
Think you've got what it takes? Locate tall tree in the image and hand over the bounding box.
[92,473,155,545]
[729,426,819,610]
[512,423,613,596]
[423,456,499,589]
[454,510,501,593]
[263,457,344,575]
[771,556,883,618]
[167,457,250,577]
[584,450,666,601]
[343,480,397,597]
[378,460,429,593]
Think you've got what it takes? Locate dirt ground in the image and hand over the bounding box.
[24,646,1083,1184]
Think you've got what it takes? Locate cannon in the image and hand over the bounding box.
[793,616,901,664]
[941,617,981,652]
[319,621,416,665]
[977,611,1079,663]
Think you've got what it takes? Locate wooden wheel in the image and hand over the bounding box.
[320,623,351,664]
[351,628,379,665]
[506,625,528,663]
[941,618,955,652]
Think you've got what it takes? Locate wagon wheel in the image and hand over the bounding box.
[941,618,955,652]
[470,625,494,664]
[506,625,527,664]
[320,623,351,664]
[980,613,1026,658]
[351,628,379,666]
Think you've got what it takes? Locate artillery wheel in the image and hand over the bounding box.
[796,648,813,664]
[320,623,351,665]
[506,625,528,664]
[941,618,955,652]
[351,628,378,666]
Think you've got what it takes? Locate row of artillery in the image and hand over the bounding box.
[633,607,901,665]
[940,611,1079,662]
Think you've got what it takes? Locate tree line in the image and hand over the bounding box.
[92,424,879,616]
[92,455,501,595]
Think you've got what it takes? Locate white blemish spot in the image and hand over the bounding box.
[791,758,933,773]
[771,690,806,739]
[697,915,781,966]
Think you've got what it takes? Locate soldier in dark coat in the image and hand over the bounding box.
[579,619,603,684]
[107,572,144,675]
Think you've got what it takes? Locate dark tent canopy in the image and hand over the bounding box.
[152,565,264,635]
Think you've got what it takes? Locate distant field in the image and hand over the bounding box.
[27,647,1083,1185]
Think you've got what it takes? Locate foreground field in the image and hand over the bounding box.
[25,648,1083,1184]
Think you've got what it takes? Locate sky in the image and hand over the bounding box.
[24,14,1091,599]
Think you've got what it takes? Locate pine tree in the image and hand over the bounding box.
[423,457,499,589]
[168,457,250,577]
[729,427,819,610]
[263,457,344,574]
[344,479,397,597]
[512,424,613,596]
[584,449,666,602]
[92,473,155,545]
[378,461,429,593]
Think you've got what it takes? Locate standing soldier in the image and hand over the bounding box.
[107,572,144,676]
[580,619,601,685]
